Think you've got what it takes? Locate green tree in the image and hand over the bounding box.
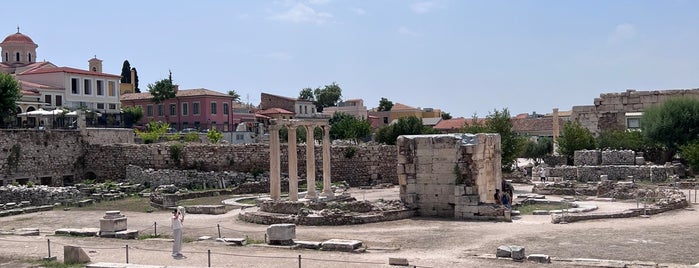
[680,141,699,173]
[441,112,452,120]
[642,98,699,155]
[596,130,657,151]
[207,128,223,143]
[132,67,140,93]
[120,60,131,83]
[521,137,552,165]
[299,88,314,101]
[314,82,342,112]
[374,116,434,145]
[461,109,525,171]
[0,73,21,126]
[329,112,371,143]
[377,97,393,112]
[122,106,144,127]
[228,90,241,103]
[149,71,176,104]
[557,120,595,163]
[135,121,169,143]
[460,113,488,133]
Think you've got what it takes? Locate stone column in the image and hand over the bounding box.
[287,125,299,201]
[552,108,560,156]
[305,125,317,199]
[269,124,281,201]
[322,125,333,197]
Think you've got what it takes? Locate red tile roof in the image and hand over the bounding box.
[19,66,120,78]
[19,80,60,90]
[258,108,293,115]
[391,103,417,110]
[1,32,36,45]
[434,117,466,130]
[121,88,233,101]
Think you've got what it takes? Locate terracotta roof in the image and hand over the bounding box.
[255,113,271,119]
[120,88,233,101]
[1,32,36,45]
[19,66,120,78]
[434,117,466,130]
[19,79,60,90]
[258,108,293,115]
[21,89,40,96]
[391,103,417,110]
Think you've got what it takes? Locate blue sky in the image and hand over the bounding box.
[6,0,699,117]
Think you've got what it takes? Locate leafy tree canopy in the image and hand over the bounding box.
[520,137,552,165]
[461,109,524,172]
[298,88,314,101]
[557,120,595,163]
[148,71,176,104]
[0,73,21,126]
[641,97,699,152]
[441,112,452,120]
[596,130,659,152]
[377,97,393,112]
[313,82,342,112]
[329,112,372,143]
[374,116,436,145]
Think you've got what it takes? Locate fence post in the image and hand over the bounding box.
[217,224,221,238]
[299,254,301,268]
[208,249,211,267]
[154,222,157,236]
[126,244,129,264]
[47,239,51,258]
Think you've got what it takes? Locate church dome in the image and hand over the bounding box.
[1,32,36,45]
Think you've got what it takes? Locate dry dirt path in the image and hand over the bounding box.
[1,186,698,267]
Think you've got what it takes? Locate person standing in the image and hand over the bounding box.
[539,166,547,182]
[172,206,185,258]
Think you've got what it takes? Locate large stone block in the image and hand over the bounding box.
[64,245,90,264]
[321,239,362,252]
[267,223,296,245]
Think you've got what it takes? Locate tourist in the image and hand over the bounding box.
[494,189,502,205]
[539,166,546,182]
[501,191,512,210]
[172,206,185,258]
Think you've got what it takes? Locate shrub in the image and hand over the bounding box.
[344,146,357,158]
[184,132,199,142]
[680,141,699,173]
[169,142,184,166]
[207,128,223,143]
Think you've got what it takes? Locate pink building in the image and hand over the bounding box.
[121,88,235,131]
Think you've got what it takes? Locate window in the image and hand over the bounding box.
[236,134,244,140]
[44,95,51,105]
[157,104,164,116]
[223,103,229,115]
[15,52,19,62]
[210,102,217,115]
[28,53,31,62]
[97,103,105,110]
[4,52,7,62]
[108,81,116,96]
[627,118,641,129]
[304,106,308,114]
[71,78,79,94]
[182,103,188,116]
[192,102,200,115]
[83,79,92,95]
[383,117,389,124]
[96,80,104,96]
[56,96,62,107]
[169,104,176,116]
[147,105,153,117]
[109,103,116,110]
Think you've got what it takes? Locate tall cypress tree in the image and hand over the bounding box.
[132,67,140,93]
[120,60,131,83]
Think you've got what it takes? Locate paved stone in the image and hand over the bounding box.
[216,237,246,246]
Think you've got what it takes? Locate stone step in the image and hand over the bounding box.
[294,240,321,249]
[321,239,362,252]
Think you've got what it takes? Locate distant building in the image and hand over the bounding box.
[259,92,319,118]
[368,103,442,128]
[571,88,699,134]
[1,29,122,116]
[121,88,235,131]
[322,98,368,120]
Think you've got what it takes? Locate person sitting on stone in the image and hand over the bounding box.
[494,189,502,205]
[501,191,512,210]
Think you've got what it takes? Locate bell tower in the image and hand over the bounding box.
[89,56,103,73]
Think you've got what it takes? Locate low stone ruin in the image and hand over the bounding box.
[548,149,684,182]
[98,211,138,239]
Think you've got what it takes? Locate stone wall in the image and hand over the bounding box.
[601,150,635,165]
[574,150,600,166]
[549,165,674,182]
[0,185,83,205]
[83,128,134,144]
[125,165,254,189]
[88,143,397,187]
[571,88,699,134]
[396,134,502,219]
[0,130,85,187]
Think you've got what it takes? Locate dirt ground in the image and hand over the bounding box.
[0,184,698,268]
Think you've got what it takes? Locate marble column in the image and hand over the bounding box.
[269,125,281,201]
[305,125,317,199]
[322,125,333,197]
[287,125,298,201]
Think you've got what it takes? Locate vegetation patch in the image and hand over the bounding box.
[516,203,571,215]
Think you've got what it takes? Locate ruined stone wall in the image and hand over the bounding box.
[397,134,502,218]
[0,185,83,205]
[601,150,635,165]
[0,130,85,186]
[549,165,673,182]
[571,88,699,134]
[83,128,134,144]
[125,165,255,189]
[87,143,396,187]
[574,150,601,166]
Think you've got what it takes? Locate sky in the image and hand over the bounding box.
[5,0,699,117]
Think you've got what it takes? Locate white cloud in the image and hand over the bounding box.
[411,1,436,14]
[350,7,366,15]
[271,3,333,24]
[398,26,418,37]
[608,23,636,45]
[264,51,293,61]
